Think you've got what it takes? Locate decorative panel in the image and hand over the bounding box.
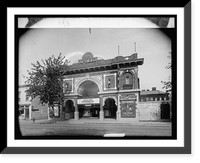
[63,78,73,94]
[104,73,116,90]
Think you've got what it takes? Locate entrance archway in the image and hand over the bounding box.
[103,98,117,119]
[77,80,100,119]
[64,100,75,119]
[78,80,99,98]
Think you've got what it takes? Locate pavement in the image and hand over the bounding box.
[20,118,171,127]
[18,118,172,137]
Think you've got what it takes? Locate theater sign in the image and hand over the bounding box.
[77,98,100,105]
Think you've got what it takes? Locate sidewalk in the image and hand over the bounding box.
[54,118,171,126]
[20,118,171,126]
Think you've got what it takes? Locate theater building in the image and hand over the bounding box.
[61,52,144,121]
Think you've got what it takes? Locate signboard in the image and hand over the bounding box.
[120,94,137,101]
[78,57,98,64]
[120,94,137,118]
[54,106,60,117]
[77,98,100,105]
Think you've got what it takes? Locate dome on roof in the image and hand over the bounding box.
[82,52,93,60]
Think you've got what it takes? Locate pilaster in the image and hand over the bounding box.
[74,97,79,120]
[99,95,104,121]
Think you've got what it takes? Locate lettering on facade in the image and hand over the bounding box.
[78,57,98,64]
[78,52,98,64]
[77,98,100,105]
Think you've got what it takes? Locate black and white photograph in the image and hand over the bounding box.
[3,4,192,156]
[17,17,176,139]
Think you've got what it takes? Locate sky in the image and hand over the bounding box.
[19,18,172,91]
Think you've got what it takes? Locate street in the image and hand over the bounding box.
[18,119,172,138]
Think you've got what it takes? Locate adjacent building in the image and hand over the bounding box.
[139,87,170,121]
[18,85,48,120]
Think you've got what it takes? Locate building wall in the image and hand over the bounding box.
[18,85,31,107]
[138,101,171,121]
[31,96,48,120]
[138,101,161,121]
[18,85,31,119]
[63,67,141,121]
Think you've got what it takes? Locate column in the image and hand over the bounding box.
[29,104,32,120]
[74,98,79,120]
[23,106,26,120]
[134,68,139,89]
[116,94,121,121]
[99,96,104,121]
[47,106,52,120]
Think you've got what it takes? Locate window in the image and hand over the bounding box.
[108,78,111,88]
[25,95,29,101]
[125,76,129,84]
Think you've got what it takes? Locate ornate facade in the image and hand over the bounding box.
[61,52,144,121]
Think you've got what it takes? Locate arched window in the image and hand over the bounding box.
[125,76,130,84]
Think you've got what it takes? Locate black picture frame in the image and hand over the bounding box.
[1,1,194,155]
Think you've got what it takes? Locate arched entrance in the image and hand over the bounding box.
[64,100,75,119]
[103,98,117,119]
[77,80,100,119]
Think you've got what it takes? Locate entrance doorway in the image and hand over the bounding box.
[78,104,100,119]
[160,102,170,119]
[64,100,75,119]
[77,80,100,119]
[104,98,117,119]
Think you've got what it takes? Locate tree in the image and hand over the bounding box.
[25,53,67,118]
[161,52,172,93]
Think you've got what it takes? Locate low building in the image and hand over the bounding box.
[139,87,171,121]
[18,85,31,119]
[18,85,48,120]
[140,87,169,102]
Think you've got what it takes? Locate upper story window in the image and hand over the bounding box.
[108,78,111,88]
[125,76,130,84]
[25,95,30,101]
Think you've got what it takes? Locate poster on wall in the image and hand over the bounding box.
[54,106,59,117]
[120,94,137,118]
[121,100,136,118]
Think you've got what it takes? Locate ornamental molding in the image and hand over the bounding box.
[63,98,75,107]
[102,96,118,106]
[74,75,103,94]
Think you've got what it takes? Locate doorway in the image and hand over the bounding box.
[64,100,75,119]
[160,102,170,119]
[103,98,117,119]
[78,104,100,119]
